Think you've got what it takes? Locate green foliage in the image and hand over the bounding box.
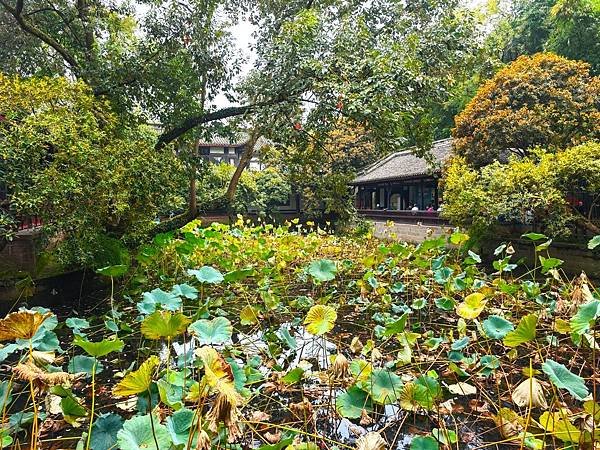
[0,75,186,267]
[90,413,124,450]
[116,414,171,450]
[453,53,600,167]
[196,163,291,216]
[443,142,600,237]
[188,317,233,345]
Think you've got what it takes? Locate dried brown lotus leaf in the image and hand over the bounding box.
[13,361,75,391]
[356,432,387,450]
[0,311,52,341]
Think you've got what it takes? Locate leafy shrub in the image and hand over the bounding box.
[0,75,186,266]
[442,141,600,237]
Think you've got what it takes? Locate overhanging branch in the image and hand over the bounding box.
[0,0,79,70]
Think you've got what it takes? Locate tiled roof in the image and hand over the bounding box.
[351,138,452,185]
[198,133,270,152]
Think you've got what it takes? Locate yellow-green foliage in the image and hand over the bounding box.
[453,53,600,167]
[442,142,600,236]
[0,74,186,266]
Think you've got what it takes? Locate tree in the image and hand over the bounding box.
[501,0,600,74]
[0,75,186,266]
[196,163,290,217]
[546,0,600,74]
[265,120,381,222]
[453,53,600,167]
[442,142,600,238]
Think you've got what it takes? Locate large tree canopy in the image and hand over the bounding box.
[453,53,600,167]
[501,0,600,73]
[0,0,484,151]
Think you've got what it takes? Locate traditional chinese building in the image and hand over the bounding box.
[351,138,451,215]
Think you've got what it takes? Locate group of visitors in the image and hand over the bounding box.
[407,203,443,214]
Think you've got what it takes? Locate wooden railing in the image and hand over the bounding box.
[17,215,43,231]
[357,209,449,225]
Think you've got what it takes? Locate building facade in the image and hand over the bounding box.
[351,138,451,213]
[198,134,267,171]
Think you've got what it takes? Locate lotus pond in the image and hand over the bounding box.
[1,219,600,450]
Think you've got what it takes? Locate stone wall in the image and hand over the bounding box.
[0,229,40,275]
[370,219,452,242]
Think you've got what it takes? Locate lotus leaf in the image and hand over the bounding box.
[188,317,233,345]
[503,314,537,347]
[116,414,171,450]
[141,311,191,340]
[307,259,337,282]
[456,293,486,319]
[304,305,337,336]
[542,359,589,401]
[483,315,514,339]
[188,266,224,284]
[113,356,160,397]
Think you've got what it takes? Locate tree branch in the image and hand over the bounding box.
[155,103,266,150]
[0,0,79,70]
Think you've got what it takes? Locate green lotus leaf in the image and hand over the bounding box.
[73,336,124,357]
[60,395,87,418]
[542,359,589,401]
[570,300,600,335]
[166,408,195,447]
[68,355,103,377]
[188,317,233,345]
[503,314,537,347]
[141,288,182,312]
[170,283,198,300]
[65,317,90,332]
[116,414,171,450]
[336,385,373,419]
[410,436,439,450]
[451,336,470,351]
[433,267,453,284]
[368,369,404,404]
[90,413,124,450]
[188,266,224,284]
[307,259,337,282]
[483,315,515,339]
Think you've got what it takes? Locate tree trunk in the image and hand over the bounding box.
[570,205,600,235]
[225,131,260,204]
[187,140,199,219]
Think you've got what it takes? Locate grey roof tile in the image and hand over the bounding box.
[351,138,452,184]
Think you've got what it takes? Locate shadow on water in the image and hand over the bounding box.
[0,270,110,317]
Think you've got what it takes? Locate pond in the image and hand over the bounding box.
[0,220,598,450]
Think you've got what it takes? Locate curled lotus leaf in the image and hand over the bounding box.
[0,311,52,341]
[113,356,160,397]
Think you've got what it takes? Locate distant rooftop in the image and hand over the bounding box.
[198,133,270,152]
[351,138,452,185]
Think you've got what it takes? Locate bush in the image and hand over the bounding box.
[0,75,186,266]
[442,141,600,237]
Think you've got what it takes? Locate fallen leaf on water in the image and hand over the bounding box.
[448,382,478,396]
